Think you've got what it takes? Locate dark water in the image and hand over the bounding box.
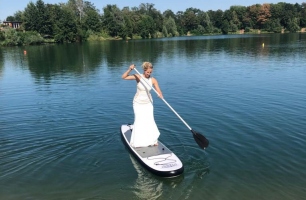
[1,33,306,200]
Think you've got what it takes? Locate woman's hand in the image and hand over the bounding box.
[129,64,135,71]
[122,64,136,79]
[158,92,163,99]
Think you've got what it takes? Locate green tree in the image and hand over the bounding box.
[230,6,247,28]
[174,11,184,35]
[2,28,22,46]
[0,31,5,41]
[14,11,23,21]
[181,8,199,33]
[222,9,238,32]
[138,3,163,32]
[300,3,306,27]
[36,0,52,35]
[196,25,205,35]
[282,3,299,30]
[207,9,223,29]
[23,2,38,31]
[67,0,84,23]
[247,4,261,29]
[51,5,78,42]
[229,21,238,32]
[231,11,241,30]
[83,3,101,32]
[102,5,125,37]
[23,0,51,35]
[19,31,44,45]
[198,11,213,33]
[287,17,300,32]
[221,20,230,34]
[163,16,177,36]
[6,16,15,21]
[121,9,134,39]
[138,15,155,38]
[264,18,282,32]
[163,9,176,20]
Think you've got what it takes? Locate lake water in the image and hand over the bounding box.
[1,33,306,200]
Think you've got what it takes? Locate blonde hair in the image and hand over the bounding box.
[142,62,153,71]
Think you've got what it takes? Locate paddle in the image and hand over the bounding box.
[133,67,209,149]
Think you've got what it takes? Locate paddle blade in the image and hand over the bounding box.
[191,129,209,149]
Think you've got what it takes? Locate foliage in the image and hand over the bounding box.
[83,8,102,32]
[102,4,125,37]
[20,31,44,45]
[0,31,5,41]
[6,16,15,21]
[14,11,23,21]
[1,0,306,46]
[245,27,251,32]
[163,17,178,37]
[300,3,306,27]
[138,15,155,38]
[53,6,78,43]
[1,28,22,46]
[86,30,110,41]
[287,17,300,32]
[264,18,282,33]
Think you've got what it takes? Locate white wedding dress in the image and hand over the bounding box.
[130,75,160,147]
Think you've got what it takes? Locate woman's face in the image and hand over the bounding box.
[144,68,153,78]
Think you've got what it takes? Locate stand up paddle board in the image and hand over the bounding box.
[121,124,184,177]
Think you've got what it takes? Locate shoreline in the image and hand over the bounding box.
[1,29,306,47]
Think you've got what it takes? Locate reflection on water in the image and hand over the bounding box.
[1,33,305,82]
[129,154,164,199]
[0,48,3,78]
[127,144,210,199]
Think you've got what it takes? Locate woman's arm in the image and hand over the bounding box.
[152,77,163,99]
[122,64,136,80]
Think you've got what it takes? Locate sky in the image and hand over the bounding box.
[0,0,304,21]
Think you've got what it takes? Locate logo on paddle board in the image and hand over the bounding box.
[161,163,177,168]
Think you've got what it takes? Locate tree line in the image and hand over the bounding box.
[1,0,306,45]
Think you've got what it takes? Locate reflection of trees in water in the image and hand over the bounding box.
[0,47,28,78]
[168,33,305,59]
[103,40,162,69]
[25,40,165,80]
[0,48,3,78]
[26,43,105,80]
[6,33,304,81]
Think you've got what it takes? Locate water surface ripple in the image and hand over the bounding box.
[1,33,306,199]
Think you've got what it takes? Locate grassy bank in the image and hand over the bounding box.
[1,27,305,47]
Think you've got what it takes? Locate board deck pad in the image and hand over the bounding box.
[121,124,184,177]
[123,129,172,158]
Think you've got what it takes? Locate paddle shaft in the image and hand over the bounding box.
[133,67,192,131]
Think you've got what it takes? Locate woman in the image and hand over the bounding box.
[122,62,163,148]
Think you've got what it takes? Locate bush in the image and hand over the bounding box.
[20,31,44,45]
[213,28,221,34]
[273,27,282,33]
[0,28,44,46]
[155,31,163,38]
[0,31,5,41]
[2,28,22,46]
[86,30,112,41]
